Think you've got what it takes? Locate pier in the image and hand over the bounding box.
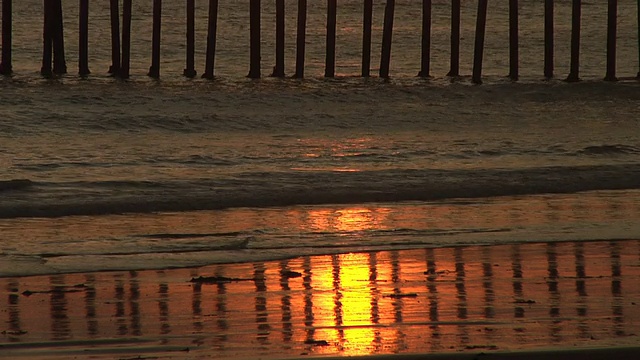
[0,0,639,82]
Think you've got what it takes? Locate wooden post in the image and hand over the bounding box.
[448,0,461,77]
[109,0,120,74]
[120,0,132,79]
[509,0,519,81]
[248,0,261,79]
[79,0,90,76]
[544,0,554,78]
[379,0,395,78]
[184,0,196,77]
[41,0,54,76]
[52,0,67,75]
[566,0,581,82]
[203,0,218,79]
[325,0,337,78]
[419,0,432,78]
[272,0,285,77]
[605,0,617,81]
[294,0,307,78]
[0,0,12,75]
[148,0,162,78]
[637,0,640,78]
[472,0,488,84]
[362,0,373,77]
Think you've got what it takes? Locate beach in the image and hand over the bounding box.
[2,239,639,359]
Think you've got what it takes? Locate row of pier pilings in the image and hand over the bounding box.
[0,1,639,83]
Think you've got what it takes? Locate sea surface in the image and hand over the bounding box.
[1,0,640,277]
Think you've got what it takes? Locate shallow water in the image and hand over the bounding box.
[2,240,639,358]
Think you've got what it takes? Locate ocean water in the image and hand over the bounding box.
[1,1,640,277]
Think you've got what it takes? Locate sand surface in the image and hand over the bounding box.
[1,240,639,359]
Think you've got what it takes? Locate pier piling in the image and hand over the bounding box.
[472,0,488,84]
[41,0,54,76]
[566,0,581,82]
[419,0,432,78]
[362,0,373,78]
[272,0,285,77]
[79,0,90,76]
[203,0,218,79]
[120,0,132,79]
[294,0,307,78]
[0,0,12,75]
[184,0,197,78]
[148,0,162,79]
[379,0,396,79]
[509,0,519,81]
[109,0,120,74]
[448,0,461,77]
[544,0,554,78]
[248,0,261,79]
[52,0,67,75]
[605,0,617,81]
[325,0,337,78]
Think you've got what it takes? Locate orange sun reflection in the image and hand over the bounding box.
[306,207,391,234]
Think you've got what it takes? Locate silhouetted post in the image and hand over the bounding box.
[380,0,395,78]
[202,0,218,79]
[109,0,120,74]
[362,0,373,77]
[294,0,307,78]
[544,0,554,78]
[637,0,640,78]
[0,0,13,75]
[472,0,488,84]
[605,0,617,81]
[419,0,432,78]
[79,0,90,76]
[120,0,132,79]
[248,0,261,78]
[52,0,67,75]
[272,0,285,77]
[448,0,461,77]
[566,0,581,82]
[148,0,162,78]
[184,0,196,77]
[509,0,519,81]
[325,0,337,78]
[41,0,54,76]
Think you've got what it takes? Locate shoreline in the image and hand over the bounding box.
[2,239,639,359]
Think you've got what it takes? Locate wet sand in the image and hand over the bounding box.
[1,240,640,359]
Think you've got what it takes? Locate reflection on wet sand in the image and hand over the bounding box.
[2,240,640,359]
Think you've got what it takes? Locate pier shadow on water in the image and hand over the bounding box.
[1,239,640,358]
